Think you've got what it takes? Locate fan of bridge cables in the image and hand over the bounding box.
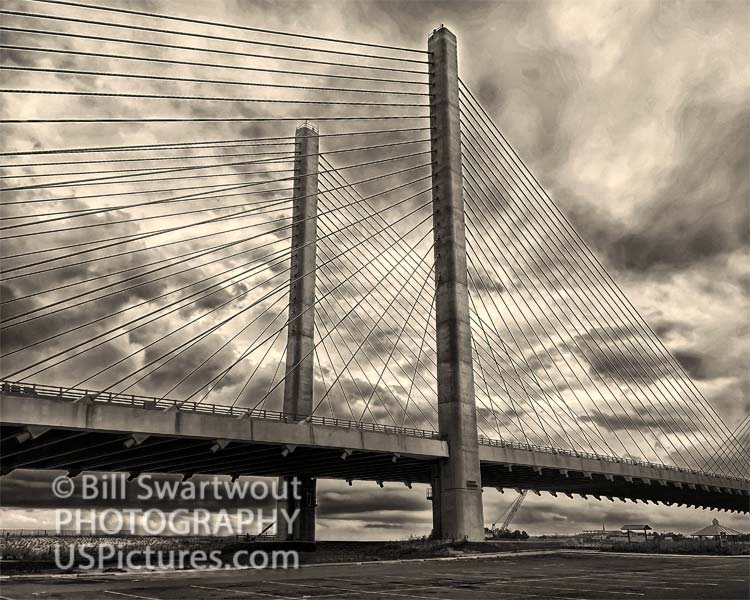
[1,0,746,480]
[702,416,750,479]
[458,82,749,479]
[0,0,438,432]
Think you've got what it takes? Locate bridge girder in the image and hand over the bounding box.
[1,392,747,513]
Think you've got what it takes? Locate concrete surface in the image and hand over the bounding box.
[2,392,748,511]
[428,24,484,542]
[0,551,748,599]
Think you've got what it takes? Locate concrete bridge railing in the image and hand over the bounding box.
[3,380,746,485]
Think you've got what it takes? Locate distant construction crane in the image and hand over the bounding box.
[485,490,528,539]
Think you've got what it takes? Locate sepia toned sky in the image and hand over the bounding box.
[0,0,748,537]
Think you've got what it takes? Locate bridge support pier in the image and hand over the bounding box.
[276,475,317,541]
[276,123,320,542]
[428,26,485,542]
[429,466,443,539]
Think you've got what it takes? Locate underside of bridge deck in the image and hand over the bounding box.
[0,424,435,485]
[2,392,748,514]
[480,464,748,512]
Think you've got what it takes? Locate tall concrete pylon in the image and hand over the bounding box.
[428,26,485,541]
[277,123,319,542]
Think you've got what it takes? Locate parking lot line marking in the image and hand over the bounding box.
[279,579,447,600]
[315,575,525,597]
[318,577,602,600]
[526,574,677,587]
[440,562,741,586]
[104,592,162,600]
[258,580,412,600]
[420,571,657,596]
[432,573,681,596]
[305,593,369,599]
[190,585,298,599]
[477,580,646,597]
[446,588,581,600]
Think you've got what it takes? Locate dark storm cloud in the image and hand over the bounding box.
[140,342,226,394]
[337,376,391,405]
[188,280,250,313]
[0,470,277,511]
[468,268,507,294]
[583,346,658,384]
[580,411,700,435]
[651,319,689,339]
[583,102,749,273]
[673,350,711,381]
[0,47,37,68]
[317,487,428,517]
[574,325,677,385]
[362,522,405,529]
[234,371,284,409]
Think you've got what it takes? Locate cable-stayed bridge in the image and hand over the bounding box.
[0,1,747,542]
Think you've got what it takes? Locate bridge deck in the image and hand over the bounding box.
[1,384,747,512]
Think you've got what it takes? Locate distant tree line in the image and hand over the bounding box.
[483,528,529,540]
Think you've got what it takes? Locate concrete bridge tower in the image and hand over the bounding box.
[428,26,485,541]
[277,122,319,542]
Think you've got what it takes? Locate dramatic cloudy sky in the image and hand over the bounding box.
[0,0,748,537]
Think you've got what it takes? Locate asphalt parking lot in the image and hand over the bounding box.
[1,551,748,600]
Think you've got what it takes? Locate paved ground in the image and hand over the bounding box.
[0,551,748,599]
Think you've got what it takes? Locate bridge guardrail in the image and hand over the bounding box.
[0,381,441,441]
[476,435,745,483]
[2,381,743,483]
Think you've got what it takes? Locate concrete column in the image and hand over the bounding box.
[277,123,319,542]
[282,122,319,418]
[429,465,443,539]
[276,475,316,541]
[428,26,485,542]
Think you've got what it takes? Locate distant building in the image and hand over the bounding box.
[620,524,653,541]
[579,529,624,540]
[690,519,744,539]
